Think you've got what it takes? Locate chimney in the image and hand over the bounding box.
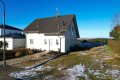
[56,8,59,18]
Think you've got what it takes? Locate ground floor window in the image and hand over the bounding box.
[30,39,33,44]
[44,39,47,45]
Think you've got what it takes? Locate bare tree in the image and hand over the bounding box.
[112,12,120,27]
[110,12,120,39]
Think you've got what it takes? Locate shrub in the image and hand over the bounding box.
[108,39,120,56]
[27,49,34,55]
[15,51,22,57]
[32,49,41,53]
[0,48,41,61]
[110,25,120,40]
[82,40,88,43]
[0,41,3,49]
[14,48,28,55]
[0,41,8,49]
[88,38,108,43]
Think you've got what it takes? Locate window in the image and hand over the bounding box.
[30,39,33,44]
[56,39,59,45]
[44,39,47,45]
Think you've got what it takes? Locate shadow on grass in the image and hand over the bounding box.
[0,64,24,80]
[70,42,107,52]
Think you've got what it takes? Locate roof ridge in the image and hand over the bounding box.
[35,14,75,20]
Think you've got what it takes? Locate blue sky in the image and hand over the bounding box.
[0,0,120,38]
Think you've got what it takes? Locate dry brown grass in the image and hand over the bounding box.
[108,39,120,55]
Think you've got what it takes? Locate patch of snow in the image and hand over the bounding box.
[10,66,45,79]
[93,70,101,76]
[80,52,87,55]
[106,69,120,79]
[63,64,89,80]
[44,75,53,80]
[25,66,34,69]
[109,70,120,75]
[88,69,120,80]
[58,65,65,71]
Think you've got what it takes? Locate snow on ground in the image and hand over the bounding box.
[88,68,120,80]
[62,64,120,80]
[62,64,89,80]
[9,64,120,80]
[9,66,52,79]
[106,69,120,79]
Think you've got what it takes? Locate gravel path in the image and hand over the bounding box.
[0,51,47,65]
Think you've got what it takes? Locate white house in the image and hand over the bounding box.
[24,14,79,53]
[0,25,25,50]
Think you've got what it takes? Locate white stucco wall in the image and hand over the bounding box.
[43,35,65,52]
[26,33,65,53]
[26,20,77,53]
[13,39,25,48]
[0,38,13,50]
[0,38,25,50]
[65,21,77,52]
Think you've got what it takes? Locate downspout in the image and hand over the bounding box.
[49,39,50,52]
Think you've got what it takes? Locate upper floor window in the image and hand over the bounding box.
[30,39,33,44]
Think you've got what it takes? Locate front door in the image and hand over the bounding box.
[49,39,53,51]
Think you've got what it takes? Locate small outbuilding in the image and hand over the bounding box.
[0,25,25,50]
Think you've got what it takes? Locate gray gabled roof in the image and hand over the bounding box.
[0,33,25,39]
[23,14,79,38]
[0,24,22,31]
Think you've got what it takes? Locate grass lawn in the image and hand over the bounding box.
[31,46,120,80]
[45,52,93,69]
[0,46,120,80]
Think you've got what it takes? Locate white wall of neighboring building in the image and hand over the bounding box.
[0,28,22,36]
[26,33,66,53]
[13,39,25,48]
[0,29,1,36]
[0,38,13,50]
[0,38,25,50]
